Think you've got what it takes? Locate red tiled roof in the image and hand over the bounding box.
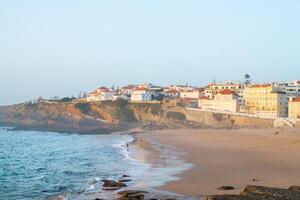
[98,87,110,92]
[218,89,235,95]
[292,97,300,102]
[134,87,148,91]
[122,85,136,90]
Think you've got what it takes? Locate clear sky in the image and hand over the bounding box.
[0,0,300,105]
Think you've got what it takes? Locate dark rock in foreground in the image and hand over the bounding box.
[217,186,235,191]
[102,179,127,190]
[117,190,149,200]
[206,185,300,200]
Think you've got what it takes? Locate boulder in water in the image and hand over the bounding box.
[102,179,127,190]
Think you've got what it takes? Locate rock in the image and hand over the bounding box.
[122,174,130,178]
[102,179,126,190]
[289,186,300,192]
[217,186,235,190]
[117,190,149,196]
[117,190,149,200]
[206,185,300,200]
[251,178,259,182]
[241,185,300,200]
[204,195,249,200]
[118,179,132,183]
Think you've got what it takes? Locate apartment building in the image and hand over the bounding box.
[288,97,300,119]
[243,84,286,117]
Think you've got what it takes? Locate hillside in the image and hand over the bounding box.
[0,99,274,134]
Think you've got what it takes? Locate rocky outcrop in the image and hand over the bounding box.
[102,179,127,190]
[117,190,149,200]
[206,185,300,200]
[0,99,275,133]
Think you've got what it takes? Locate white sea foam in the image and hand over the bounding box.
[112,135,138,162]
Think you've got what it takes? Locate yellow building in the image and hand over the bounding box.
[243,84,286,117]
[288,97,300,119]
[199,89,240,113]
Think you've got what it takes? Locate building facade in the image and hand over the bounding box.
[243,84,286,117]
[131,88,152,101]
[284,80,300,99]
[180,88,203,99]
[86,87,114,102]
[199,89,240,113]
[164,89,180,98]
[288,97,300,119]
[204,83,244,99]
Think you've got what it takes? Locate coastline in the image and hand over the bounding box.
[136,128,300,197]
[3,125,300,199]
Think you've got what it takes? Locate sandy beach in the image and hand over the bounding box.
[135,128,300,197]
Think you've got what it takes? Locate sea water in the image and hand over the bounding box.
[0,129,191,200]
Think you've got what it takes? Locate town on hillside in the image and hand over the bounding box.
[34,75,300,121]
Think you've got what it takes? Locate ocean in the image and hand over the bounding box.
[0,129,191,200]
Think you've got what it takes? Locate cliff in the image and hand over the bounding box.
[0,99,274,133]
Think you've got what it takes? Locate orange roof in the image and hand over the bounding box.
[292,97,300,102]
[122,85,136,90]
[134,87,148,91]
[218,89,235,95]
[97,87,110,92]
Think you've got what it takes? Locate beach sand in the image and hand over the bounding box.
[135,128,300,196]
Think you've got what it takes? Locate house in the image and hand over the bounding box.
[284,80,300,99]
[148,85,164,99]
[131,87,152,101]
[121,85,136,96]
[243,84,286,117]
[204,83,244,99]
[86,87,114,102]
[288,97,300,119]
[199,89,240,113]
[180,88,202,99]
[164,89,180,98]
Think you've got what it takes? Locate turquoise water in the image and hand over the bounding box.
[0,129,148,200]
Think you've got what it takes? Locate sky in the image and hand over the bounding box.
[0,0,300,105]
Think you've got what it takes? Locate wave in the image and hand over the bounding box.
[112,135,138,162]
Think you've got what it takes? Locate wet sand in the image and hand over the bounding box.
[136,128,300,196]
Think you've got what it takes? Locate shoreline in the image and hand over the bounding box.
[137,128,300,197]
[3,126,300,199]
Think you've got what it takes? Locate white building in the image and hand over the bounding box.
[180,88,203,99]
[121,85,136,96]
[284,80,300,99]
[199,89,240,113]
[131,88,152,101]
[164,89,180,98]
[86,87,114,102]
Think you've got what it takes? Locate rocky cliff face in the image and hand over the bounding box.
[0,100,274,133]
